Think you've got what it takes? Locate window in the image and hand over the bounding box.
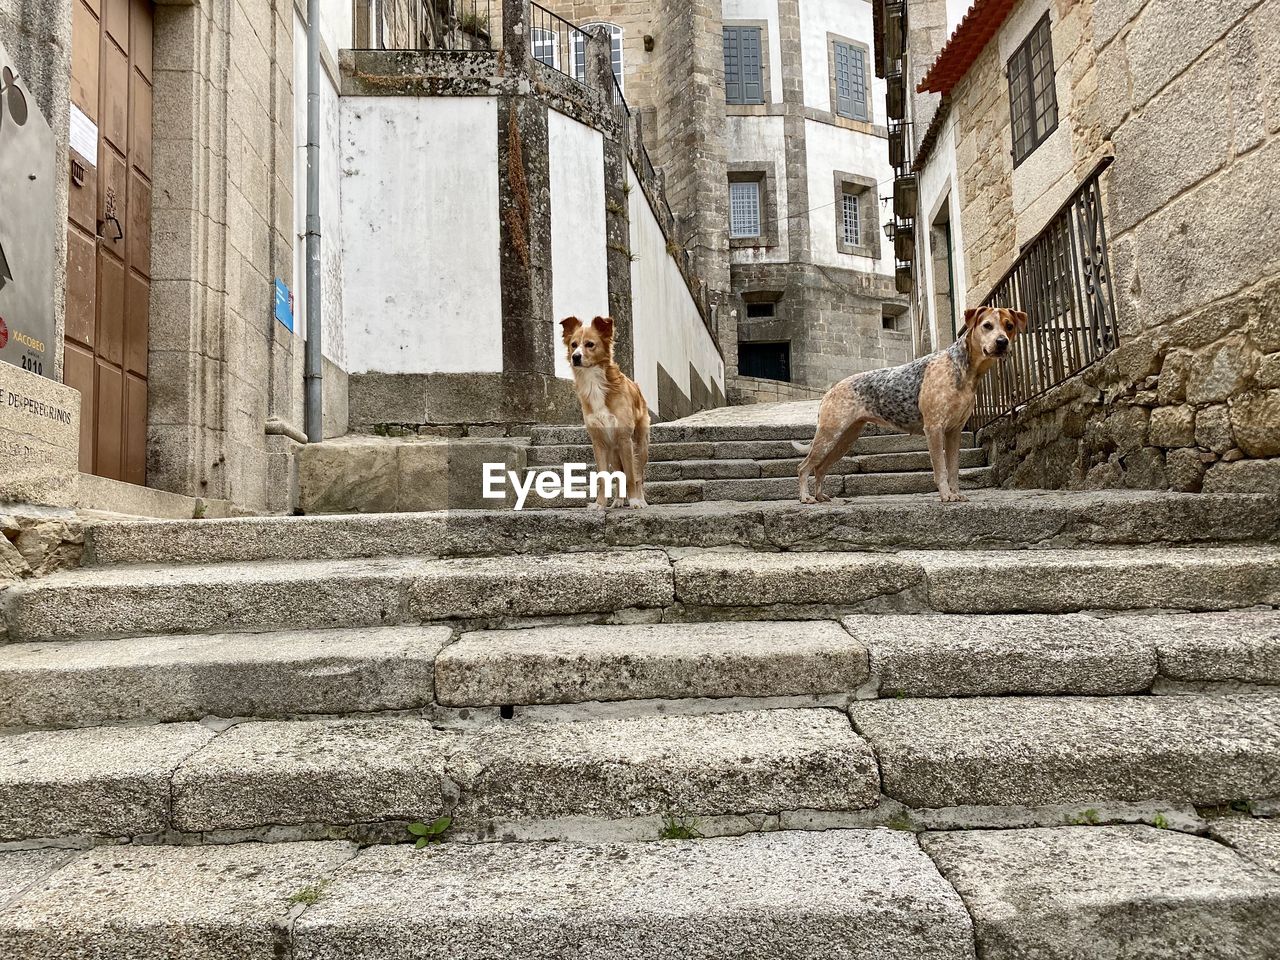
[882,306,909,333]
[739,341,791,382]
[745,301,776,318]
[724,26,764,104]
[573,23,624,90]
[531,28,559,69]
[729,180,761,238]
[1008,14,1058,164]
[833,40,869,121]
[841,191,861,247]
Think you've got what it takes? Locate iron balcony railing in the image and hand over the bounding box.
[529,2,630,112]
[973,157,1119,428]
[354,0,493,51]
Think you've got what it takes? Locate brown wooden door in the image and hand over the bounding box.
[65,0,152,484]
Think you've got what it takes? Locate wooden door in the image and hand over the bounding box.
[65,0,153,484]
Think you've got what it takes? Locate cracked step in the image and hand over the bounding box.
[169,708,876,837]
[0,832,976,960]
[0,625,450,729]
[435,620,869,707]
[80,491,1280,566]
[853,694,1280,809]
[922,825,1280,960]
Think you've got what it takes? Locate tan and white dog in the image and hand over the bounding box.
[796,305,1027,504]
[560,316,650,509]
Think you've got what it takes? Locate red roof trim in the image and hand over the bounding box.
[917,0,1019,95]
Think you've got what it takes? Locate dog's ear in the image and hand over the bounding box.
[1010,309,1029,334]
[960,307,985,336]
[560,317,582,342]
[592,316,615,341]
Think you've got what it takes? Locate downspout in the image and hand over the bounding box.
[303,0,324,442]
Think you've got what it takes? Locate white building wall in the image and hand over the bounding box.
[726,114,789,265]
[804,118,894,274]
[628,166,725,415]
[339,96,503,375]
[915,111,967,352]
[722,0,785,105]
[547,110,610,380]
[799,0,885,119]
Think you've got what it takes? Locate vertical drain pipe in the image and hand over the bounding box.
[303,0,324,442]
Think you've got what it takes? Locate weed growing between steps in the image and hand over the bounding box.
[408,816,453,848]
[658,811,703,841]
[288,879,330,906]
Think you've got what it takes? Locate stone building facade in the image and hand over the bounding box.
[881,0,1280,494]
[544,0,913,399]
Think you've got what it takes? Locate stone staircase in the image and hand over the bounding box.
[1,421,1279,955]
[524,414,991,505]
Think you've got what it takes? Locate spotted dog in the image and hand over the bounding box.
[795,305,1027,504]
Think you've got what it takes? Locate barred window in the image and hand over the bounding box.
[724,26,764,104]
[729,180,761,238]
[841,191,861,247]
[1008,14,1058,164]
[833,41,869,121]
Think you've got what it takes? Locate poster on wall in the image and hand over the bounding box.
[0,34,56,379]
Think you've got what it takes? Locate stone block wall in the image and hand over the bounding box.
[984,0,1280,494]
[727,375,827,405]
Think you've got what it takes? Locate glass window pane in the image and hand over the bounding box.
[841,191,860,246]
[730,180,761,238]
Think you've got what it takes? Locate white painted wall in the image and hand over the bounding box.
[628,165,725,416]
[292,12,346,368]
[804,118,895,274]
[339,96,503,374]
[799,0,884,120]
[723,0,785,105]
[915,110,967,352]
[726,114,789,265]
[547,110,610,380]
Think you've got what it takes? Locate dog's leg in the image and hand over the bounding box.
[945,428,968,503]
[589,435,610,510]
[812,420,865,503]
[928,426,963,503]
[612,437,634,508]
[629,422,649,508]
[798,399,850,504]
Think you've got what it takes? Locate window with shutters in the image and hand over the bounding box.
[723,25,765,105]
[573,23,624,91]
[729,180,761,238]
[1008,13,1058,165]
[831,38,869,121]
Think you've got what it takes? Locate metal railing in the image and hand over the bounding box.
[529,2,588,84]
[973,158,1119,428]
[354,0,493,51]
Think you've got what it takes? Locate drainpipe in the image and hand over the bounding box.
[303,0,324,442]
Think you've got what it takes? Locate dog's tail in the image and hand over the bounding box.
[791,439,811,455]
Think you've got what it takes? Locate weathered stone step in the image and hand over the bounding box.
[436,620,869,707]
[6,828,1279,960]
[0,709,875,842]
[554,448,988,484]
[531,467,994,506]
[525,432,975,466]
[852,694,1280,809]
[530,420,892,445]
[0,832,980,959]
[80,491,1280,566]
[922,824,1280,959]
[0,626,450,729]
[8,545,1280,643]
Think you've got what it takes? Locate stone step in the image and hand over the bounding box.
[921,824,1280,959]
[851,694,1280,809]
[557,448,988,484]
[435,620,869,707]
[530,467,994,506]
[525,432,975,466]
[0,625,450,729]
[0,832,981,959]
[80,490,1280,566]
[8,546,1280,642]
[0,709,876,843]
[4,828,1278,960]
[530,419,885,445]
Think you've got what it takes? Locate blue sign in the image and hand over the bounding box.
[273,278,294,332]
